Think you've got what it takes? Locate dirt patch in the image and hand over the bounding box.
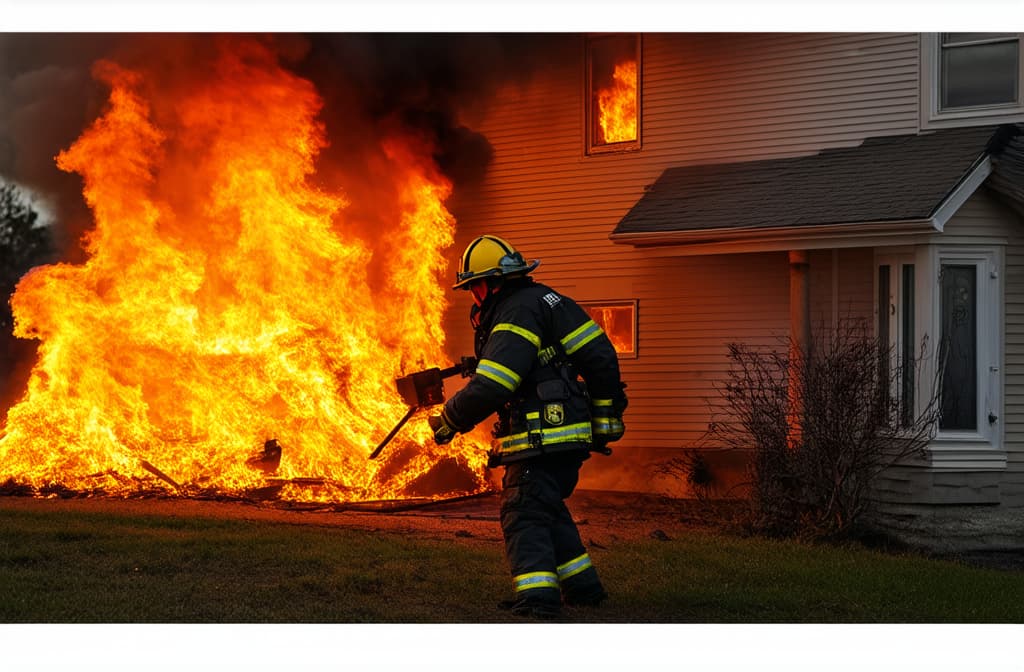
[0,489,713,549]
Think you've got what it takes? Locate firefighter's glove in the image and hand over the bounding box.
[429,414,457,445]
[591,391,627,447]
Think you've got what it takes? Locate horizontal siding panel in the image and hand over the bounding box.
[445,33,1011,476]
[977,188,1024,488]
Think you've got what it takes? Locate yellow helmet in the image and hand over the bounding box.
[453,235,540,290]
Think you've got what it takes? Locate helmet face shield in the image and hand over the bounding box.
[453,235,539,289]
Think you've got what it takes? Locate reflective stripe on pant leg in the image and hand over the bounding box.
[547,457,604,602]
[556,553,593,582]
[514,571,559,593]
[501,463,559,599]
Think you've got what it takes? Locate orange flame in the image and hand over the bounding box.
[597,60,638,145]
[0,41,490,501]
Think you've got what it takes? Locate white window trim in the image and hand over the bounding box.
[875,245,1005,470]
[920,32,1024,130]
[875,249,917,423]
[922,246,1005,469]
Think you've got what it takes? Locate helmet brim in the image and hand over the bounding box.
[452,259,540,290]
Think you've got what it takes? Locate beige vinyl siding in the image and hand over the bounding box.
[994,190,1024,507]
[871,189,1024,507]
[641,33,921,162]
[446,33,923,488]
[940,191,1020,504]
[808,248,875,347]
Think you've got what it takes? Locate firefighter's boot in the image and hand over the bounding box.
[498,582,562,619]
[559,560,607,607]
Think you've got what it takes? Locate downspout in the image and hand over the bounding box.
[788,250,811,448]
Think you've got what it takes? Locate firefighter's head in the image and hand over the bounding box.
[453,235,539,305]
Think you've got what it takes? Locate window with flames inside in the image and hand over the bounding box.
[581,301,637,358]
[586,34,640,154]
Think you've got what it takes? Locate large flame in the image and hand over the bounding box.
[597,60,638,145]
[0,41,490,501]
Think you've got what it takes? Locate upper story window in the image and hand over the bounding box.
[941,33,1019,110]
[586,34,641,154]
[922,33,1024,128]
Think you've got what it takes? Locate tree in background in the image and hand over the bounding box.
[0,182,54,406]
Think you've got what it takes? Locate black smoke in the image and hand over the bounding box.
[0,32,579,411]
[0,33,576,257]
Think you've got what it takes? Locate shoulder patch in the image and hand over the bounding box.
[542,292,562,307]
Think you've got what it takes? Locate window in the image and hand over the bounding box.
[877,255,916,428]
[878,246,1003,467]
[939,264,978,430]
[581,300,637,357]
[921,33,1024,127]
[932,250,1002,447]
[940,33,1018,110]
[586,34,641,154]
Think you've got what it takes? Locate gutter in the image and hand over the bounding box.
[609,218,942,256]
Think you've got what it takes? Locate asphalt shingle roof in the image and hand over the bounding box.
[614,124,1023,236]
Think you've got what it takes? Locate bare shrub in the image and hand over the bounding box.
[659,449,717,502]
[707,321,941,540]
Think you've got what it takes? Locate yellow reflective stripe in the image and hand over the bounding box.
[561,319,604,355]
[592,399,614,407]
[514,571,559,593]
[475,359,521,391]
[492,323,541,349]
[526,412,540,420]
[556,553,593,581]
[592,417,624,436]
[497,422,593,454]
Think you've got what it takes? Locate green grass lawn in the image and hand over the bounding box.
[0,503,1021,623]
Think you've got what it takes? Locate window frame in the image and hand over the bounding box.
[874,245,1004,468]
[584,33,642,156]
[579,299,638,359]
[875,250,918,429]
[928,248,1002,448]
[920,32,1024,129]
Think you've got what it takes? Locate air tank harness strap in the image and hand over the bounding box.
[538,345,560,366]
[526,411,543,451]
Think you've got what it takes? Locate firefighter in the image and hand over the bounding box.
[429,235,627,619]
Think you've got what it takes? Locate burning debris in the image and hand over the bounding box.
[246,439,283,474]
[0,37,495,504]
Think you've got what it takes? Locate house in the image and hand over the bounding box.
[445,33,1024,551]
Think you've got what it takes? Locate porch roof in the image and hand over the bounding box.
[612,123,1023,247]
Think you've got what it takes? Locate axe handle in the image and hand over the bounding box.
[368,405,419,460]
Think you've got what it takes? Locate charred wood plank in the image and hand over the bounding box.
[139,461,182,491]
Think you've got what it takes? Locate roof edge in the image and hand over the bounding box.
[931,155,993,228]
[609,218,941,256]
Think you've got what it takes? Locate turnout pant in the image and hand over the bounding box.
[500,451,605,607]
